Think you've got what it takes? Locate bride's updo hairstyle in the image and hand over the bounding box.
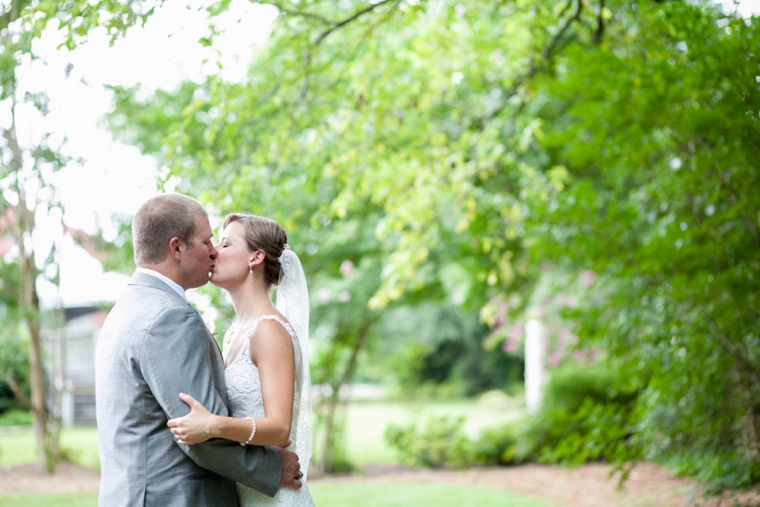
[224,213,288,288]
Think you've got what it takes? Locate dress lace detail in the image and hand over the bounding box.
[224,316,314,507]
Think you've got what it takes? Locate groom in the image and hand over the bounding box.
[95,194,301,506]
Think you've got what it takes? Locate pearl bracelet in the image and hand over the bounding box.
[240,417,256,446]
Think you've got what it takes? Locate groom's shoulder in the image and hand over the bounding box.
[116,284,190,320]
[111,284,169,316]
[104,281,189,332]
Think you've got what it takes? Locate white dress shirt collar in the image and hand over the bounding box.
[135,268,187,302]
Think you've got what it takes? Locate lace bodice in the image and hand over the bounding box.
[223,315,314,507]
[224,315,296,420]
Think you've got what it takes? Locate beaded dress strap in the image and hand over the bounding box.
[226,315,294,367]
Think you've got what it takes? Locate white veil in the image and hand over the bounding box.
[275,244,312,479]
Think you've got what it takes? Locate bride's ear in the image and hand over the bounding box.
[249,250,266,269]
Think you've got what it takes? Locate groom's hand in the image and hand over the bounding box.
[276,442,302,490]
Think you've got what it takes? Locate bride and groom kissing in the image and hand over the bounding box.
[95,193,315,506]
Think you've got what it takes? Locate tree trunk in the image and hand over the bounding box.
[18,189,51,471]
[5,100,58,471]
[1,0,65,473]
[318,317,373,473]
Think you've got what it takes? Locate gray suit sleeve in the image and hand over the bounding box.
[140,305,282,497]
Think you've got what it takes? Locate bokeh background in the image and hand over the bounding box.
[1,0,759,505]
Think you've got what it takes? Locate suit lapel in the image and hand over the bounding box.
[129,272,228,400]
[186,303,229,406]
[188,302,224,359]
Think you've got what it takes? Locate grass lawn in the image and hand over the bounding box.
[0,427,100,469]
[335,396,525,464]
[0,484,555,507]
[0,396,529,505]
[310,482,555,507]
[0,396,524,469]
[0,493,99,507]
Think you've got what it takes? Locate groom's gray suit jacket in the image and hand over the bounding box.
[95,272,281,507]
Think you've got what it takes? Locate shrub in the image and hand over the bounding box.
[474,423,523,466]
[660,449,760,493]
[0,332,31,415]
[385,415,474,469]
[0,409,32,426]
[521,360,643,477]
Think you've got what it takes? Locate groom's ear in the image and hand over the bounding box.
[169,237,182,260]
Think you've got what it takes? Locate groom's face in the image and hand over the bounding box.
[177,214,218,290]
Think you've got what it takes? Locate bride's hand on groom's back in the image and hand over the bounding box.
[167,392,213,445]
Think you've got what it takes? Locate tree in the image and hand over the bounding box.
[520,2,760,487]
[0,0,154,471]
[0,0,71,469]
[105,0,760,487]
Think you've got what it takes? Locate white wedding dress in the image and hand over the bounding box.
[224,315,315,507]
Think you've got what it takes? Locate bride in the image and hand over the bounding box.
[168,213,314,506]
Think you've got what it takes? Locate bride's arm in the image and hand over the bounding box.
[167,321,295,447]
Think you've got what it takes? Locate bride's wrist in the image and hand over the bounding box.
[204,414,216,439]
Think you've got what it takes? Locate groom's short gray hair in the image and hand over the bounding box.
[132,194,208,265]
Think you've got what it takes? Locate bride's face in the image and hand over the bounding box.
[209,221,252,289]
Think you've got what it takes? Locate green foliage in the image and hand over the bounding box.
[0,330,31,415]
[542,361,639,414]
[314,409,356,474]
[385,415,474,469]
[523,2,760,487]
[541,399,640,470]
[0,0,153,473]
[663,449,760,494]
[0,409,32,426]
[473,423,522,466]
[370,305,522,397]
[102,0,760,490]
[31,0,156,50]
[520,361,642,474]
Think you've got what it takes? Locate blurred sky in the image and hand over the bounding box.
[15,0,760,307]
[25,0,277,306]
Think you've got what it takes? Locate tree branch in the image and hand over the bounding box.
[338,317,373,387]
[557,0,573,19]
[296,0,401,103]
[475,0,584,127]
[594,0,606,45]
[537,0,583,66]
[297,49,313,104]
[318,314,376,472]
[686,136,760,250]
[3,128,23,174]
[716,169,760,249]
[269,3,333,25]
[707,316,760,389]
[314,0,397,45]
[4,376,33,412]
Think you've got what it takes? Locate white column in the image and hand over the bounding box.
[525,317,548,414]
[61,390,74,427]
